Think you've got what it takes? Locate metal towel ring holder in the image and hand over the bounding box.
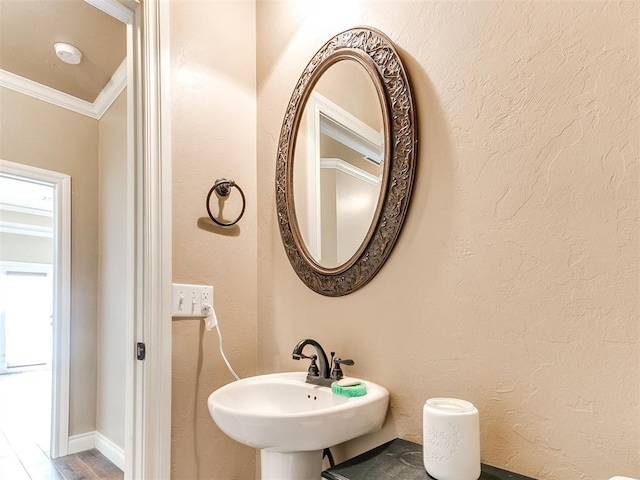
[206,178,246,227]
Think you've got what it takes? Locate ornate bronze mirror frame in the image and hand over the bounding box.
[276,27,417,296]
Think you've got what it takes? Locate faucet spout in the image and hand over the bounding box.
[291,339,332,386]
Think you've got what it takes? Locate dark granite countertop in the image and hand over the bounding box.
[322,438,536,480]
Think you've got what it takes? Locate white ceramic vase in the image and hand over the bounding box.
[423,398,481,480]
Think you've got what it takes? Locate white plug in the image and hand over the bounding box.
[203,303,218,330]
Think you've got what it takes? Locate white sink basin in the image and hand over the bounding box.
[208,371,389,479]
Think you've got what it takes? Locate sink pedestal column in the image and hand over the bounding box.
[260,449,323,480]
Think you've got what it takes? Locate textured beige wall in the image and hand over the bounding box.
[256,2,639,480]
[96,91,127,449]
[0,87,99,436]
[169,1,257,479]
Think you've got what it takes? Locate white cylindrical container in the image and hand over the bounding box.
[423,398,480,480]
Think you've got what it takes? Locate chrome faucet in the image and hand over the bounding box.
[291,339,333,387]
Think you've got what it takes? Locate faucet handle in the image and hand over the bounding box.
[335,358,354,366]
[331,357,355,380]
[307,355,319,376]
[292,352,320,377]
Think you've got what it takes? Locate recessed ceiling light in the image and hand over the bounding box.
[54,42,83,65]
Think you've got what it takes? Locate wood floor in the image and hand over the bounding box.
[0,370,123,479]
[1,440,123,480]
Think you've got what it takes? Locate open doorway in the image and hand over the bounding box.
[0,176,55,459]
[0,170,69,472]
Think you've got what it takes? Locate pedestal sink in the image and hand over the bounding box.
[207,371,389,480]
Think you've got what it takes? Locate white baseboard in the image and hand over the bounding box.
[67,431,125,471]
[95,431,125,471]
[68,432,95,454]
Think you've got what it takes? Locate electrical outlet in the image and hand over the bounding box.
[201,286,213,308]
[172,283,213,318]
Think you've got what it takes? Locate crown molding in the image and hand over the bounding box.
[84,0,134,24]
[0,69,98,118]
[94,59,127,118]
[0,58,127,120]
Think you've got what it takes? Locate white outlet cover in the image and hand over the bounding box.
[171,283,214,318]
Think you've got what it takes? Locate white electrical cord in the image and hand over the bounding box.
[201,303,240,381]
[214,322,240,380]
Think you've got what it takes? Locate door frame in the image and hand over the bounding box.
[90,1,171,477]
[122,1,172,479]
[0,161,71,458]
[97,0,171,480]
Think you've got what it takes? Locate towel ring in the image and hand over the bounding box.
[206,178,246,227]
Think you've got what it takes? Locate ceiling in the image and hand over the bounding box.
[0,0,126,103]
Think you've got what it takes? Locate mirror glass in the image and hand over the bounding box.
[292,59,385,269]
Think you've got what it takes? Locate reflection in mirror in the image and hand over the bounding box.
[293,59,384,269]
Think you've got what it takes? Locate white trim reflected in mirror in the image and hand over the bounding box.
[320,158,381,186]
[311,92,383,165]
[302,91,383,260]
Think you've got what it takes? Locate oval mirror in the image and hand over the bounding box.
[276,27,417,296]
